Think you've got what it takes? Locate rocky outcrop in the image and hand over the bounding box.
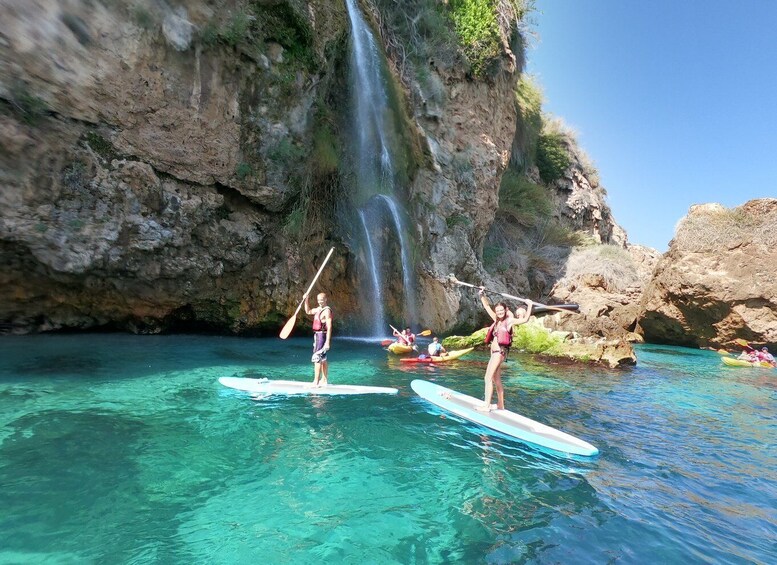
[547,244,660,341]
[636,199,777,348]
[443,320,636,369]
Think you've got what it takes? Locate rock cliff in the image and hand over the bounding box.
[637,199,777,348]
[0,0,628,337]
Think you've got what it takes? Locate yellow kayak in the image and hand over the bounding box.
[387,342,415,355]
[400,347,475,364]
[722,356,774,368]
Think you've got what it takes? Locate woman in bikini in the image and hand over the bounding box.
[478,287,532,411]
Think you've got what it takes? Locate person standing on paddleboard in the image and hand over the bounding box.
[479,287,532,411]
[304,292,332,386]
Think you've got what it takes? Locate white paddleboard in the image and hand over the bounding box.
[411,379,598,457]
[219,377,398,396]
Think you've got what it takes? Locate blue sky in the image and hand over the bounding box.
[527,1,777,251]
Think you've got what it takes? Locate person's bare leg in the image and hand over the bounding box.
[494,366,505,410]
[478,354,501,411]
[320,360,328,385]
[313,362,322,386]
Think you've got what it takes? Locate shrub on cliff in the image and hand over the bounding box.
[559,244,639,292]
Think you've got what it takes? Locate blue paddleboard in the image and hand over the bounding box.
[411,379,598,457]
[219,377,398,396]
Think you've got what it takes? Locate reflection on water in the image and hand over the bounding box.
[0,337,774,563]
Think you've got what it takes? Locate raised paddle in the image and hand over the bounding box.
[388,326,431,338]
[448,274,577,314]
[279,247,335,339]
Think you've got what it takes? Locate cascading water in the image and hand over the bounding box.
[345,0,417,335]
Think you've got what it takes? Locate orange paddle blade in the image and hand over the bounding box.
[419,329,432,336]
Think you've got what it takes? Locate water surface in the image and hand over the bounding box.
[1,336,775,563]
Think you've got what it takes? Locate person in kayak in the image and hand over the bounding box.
[757,347,775,364]
[428,336,447,357]
[478,287,532,411]
[392,327,417,348]
[304,291,332,386]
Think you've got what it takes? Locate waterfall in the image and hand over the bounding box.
[345,0,417,335]
[358,208,386,336]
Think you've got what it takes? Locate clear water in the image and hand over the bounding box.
[0,336,775,564]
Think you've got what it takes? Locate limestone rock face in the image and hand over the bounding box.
[0,0,350,333]
[546,244,660,341]
[637,199,777,348]
[547,147,626,247]
[0,0,629,336]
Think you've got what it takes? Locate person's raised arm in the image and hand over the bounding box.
[479,287,497,321]
[512,300,533,326]
[303,292,313,315]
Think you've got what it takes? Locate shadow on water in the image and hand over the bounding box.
[14,354,103,377]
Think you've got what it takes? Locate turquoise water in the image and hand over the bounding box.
[0,336,775,564]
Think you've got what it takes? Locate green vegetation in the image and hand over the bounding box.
[446,213,470,229]
[283,206,305,238]
[85,131,118,162]
[536,131,570,184]
[198,4,315,70]
[267,138,303,163]
[311,126,339,176]
[372,0,458,74]
[442,321,564,354]
[373,0,534,80]
[513,75,543,169]
[220,10,251,47]
[498,169,551,226]
[448,0,502,77]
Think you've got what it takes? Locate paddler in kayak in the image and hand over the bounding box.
[478,287,532,412]
[304,291,332,386]
[428,336,447,357]
[392,327,417,349]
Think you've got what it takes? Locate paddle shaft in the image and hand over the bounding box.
[451,277,570,313]
[279,247,335,339]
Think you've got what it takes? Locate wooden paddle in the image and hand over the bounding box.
[448,275,577,314]
[279,247,335,339]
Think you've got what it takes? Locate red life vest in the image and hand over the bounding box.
[485,320,512,346]
[312,307,331,332]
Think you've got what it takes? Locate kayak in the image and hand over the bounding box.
[411,380,598,457]
[219,377,398,395]
[722,356,775,368]
[400,347,475,364]
[387,342,415,355]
